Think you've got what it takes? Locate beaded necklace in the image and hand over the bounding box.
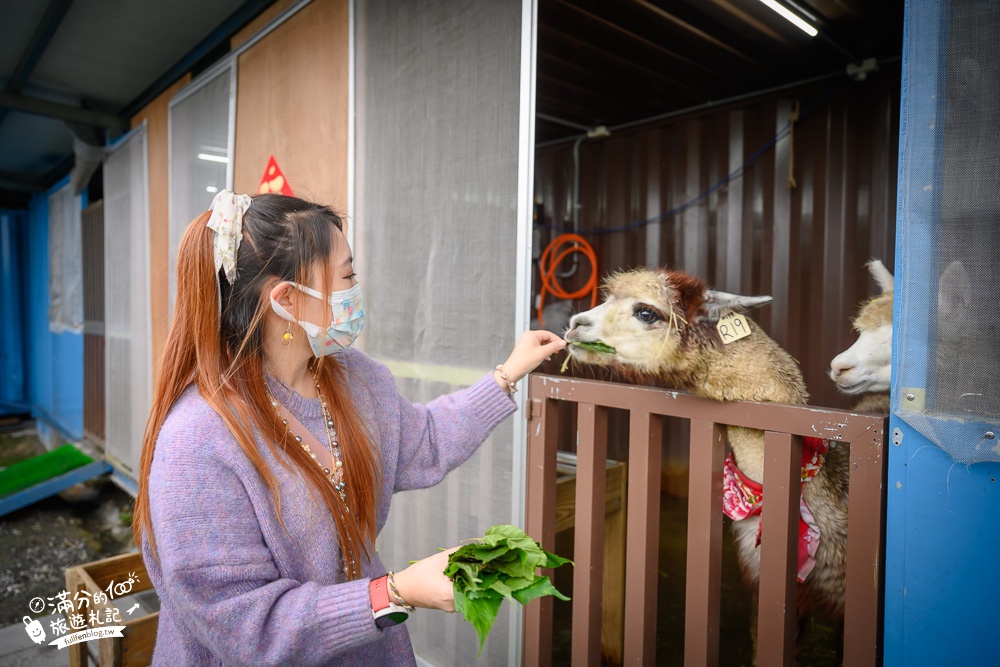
[266,369,358,579]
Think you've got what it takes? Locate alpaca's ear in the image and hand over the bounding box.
[701,290,772,322]
[868,259,894,294]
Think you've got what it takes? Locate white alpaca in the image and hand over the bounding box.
[829,260,894,413]
[830,259,973,414]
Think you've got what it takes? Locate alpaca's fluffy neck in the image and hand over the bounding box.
[662,326,808,404]
[657,325,809,483]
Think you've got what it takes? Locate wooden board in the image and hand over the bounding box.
[65,552,157,667]
[234,0,349,213]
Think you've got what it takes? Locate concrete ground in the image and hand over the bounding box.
[0,612,71,667]
[1,423,141,666]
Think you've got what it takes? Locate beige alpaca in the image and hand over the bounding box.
[830,258,975,415]
[564,267,850,656]
[829,260,894,414]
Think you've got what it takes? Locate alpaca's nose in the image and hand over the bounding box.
[830,357,853,378]
[568,313,592,330]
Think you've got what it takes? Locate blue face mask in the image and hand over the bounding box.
[271,282,365,356]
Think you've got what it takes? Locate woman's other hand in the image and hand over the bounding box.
[391,547,459,612]
[495,330,567,392]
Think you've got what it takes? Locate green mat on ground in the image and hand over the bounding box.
[0,444,94,499]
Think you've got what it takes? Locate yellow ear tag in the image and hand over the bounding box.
[716,310,752,345]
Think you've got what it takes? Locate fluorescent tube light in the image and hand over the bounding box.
[197,153,229,164]
[206,185,219,193]
[756,0,818,37]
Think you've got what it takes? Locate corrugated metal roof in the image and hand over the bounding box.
[0,0,260,207]
[536,0,904,143]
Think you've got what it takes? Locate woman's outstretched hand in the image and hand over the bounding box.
[392,547,459,612]
[494,330,567,393]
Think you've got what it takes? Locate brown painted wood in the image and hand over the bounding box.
[843,420,889,667]
[684,420,725,667]
[756,432,801,667]
[572,404,608,666]
[528,375,884,440]
[623,410,662,664]
[524,397,558,667]
[526,375,887,666]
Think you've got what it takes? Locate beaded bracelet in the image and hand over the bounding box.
[495,364,518,394]
[386,571,415,613]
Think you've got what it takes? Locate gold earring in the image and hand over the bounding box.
[282,321,294,345]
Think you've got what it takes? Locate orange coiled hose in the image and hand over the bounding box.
[536,233,598,328]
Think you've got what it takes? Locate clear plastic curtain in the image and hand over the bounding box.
[169,66,233,312]
[48,183,84,333]
[894,0,1000,463]
[355,1,524,664]
[103,126,152,478]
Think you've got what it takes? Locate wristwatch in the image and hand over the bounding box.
[370,575,410,628]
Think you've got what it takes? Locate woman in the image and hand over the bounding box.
[133,191,564,665]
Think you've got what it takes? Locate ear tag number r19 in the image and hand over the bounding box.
[716,310,752,344]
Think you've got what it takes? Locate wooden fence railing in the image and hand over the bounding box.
[522,374,887,667]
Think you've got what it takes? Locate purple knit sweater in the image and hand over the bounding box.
[141,349,517,666]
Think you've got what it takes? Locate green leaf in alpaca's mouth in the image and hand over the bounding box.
[570,340,617,354]
[561,340,617,372]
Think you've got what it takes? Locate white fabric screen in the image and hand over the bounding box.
[355,1,525,664]
[103,126,152,479]
[168,65,234,311]
[48,183,84,333]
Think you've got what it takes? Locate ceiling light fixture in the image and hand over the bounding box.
[206,185,219,193]
[755,0,818,37]
[197,153,229,164]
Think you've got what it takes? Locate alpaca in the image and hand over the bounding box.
[830,259,976,415]
[829,260,894,414]
[563,267,850,659]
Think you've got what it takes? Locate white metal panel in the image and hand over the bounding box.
[168,64,234,312]
[102,123,151,480]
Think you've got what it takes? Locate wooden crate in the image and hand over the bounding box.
[64,551,158,667]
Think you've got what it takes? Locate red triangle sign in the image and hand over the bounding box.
[257,155,295,196]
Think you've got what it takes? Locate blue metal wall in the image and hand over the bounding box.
[884,1,1000,664]
[25,177,84,441]
[0,209,27,413]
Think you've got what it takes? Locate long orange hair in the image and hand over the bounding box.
[133,194,381,578]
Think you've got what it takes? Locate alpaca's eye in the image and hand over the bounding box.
[635,308,659,324]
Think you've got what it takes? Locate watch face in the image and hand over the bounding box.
[375,610,409,628]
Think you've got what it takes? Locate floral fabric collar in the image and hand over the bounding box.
[722,437,829,583]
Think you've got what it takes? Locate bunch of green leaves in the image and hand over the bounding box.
[560,340,618,372]
[444,524,573,656]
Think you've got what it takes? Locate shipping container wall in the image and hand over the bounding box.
[534,68,901,412]
[0,209,27,413]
